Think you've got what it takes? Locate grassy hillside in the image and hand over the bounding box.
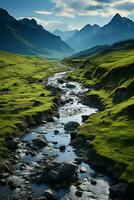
[65,42,134,185]
[0,51,65,165]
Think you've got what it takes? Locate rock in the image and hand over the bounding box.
[0,172,10,179]
[0,179,7,185]
[43,189,55,200]
[43,162,77,184]
[109,182,127,198]
[5,137,19,150]
[58,79,64,84]
[75,190,83,197]
[32,137,47,149]
[80,167,87,173]
[74,157,83,165]
[54,130,59,135]
[90,178,97,185]
[53,141,58,145]
[37,197,47,200]
[81,115,89,122]
[64,121,80,132]
[59,145,66,151]
[81,94,105,111]
[66,83,76,89]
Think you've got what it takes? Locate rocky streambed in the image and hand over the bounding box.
[0,71,114,200]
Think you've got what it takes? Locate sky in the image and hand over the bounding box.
[0,0,134,31]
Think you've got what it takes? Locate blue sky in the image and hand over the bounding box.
[1,0,134,31]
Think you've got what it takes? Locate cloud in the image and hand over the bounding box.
[114,2,134,11]
[33,0,134,19]
[34,10,52,15]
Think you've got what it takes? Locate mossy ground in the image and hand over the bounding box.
[0,51,66,165]
[66,46,134,184]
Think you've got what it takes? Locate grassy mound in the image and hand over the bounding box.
[0,51,65,165]
[65,41,134,185]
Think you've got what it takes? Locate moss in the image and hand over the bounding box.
[65,44,134,185]
[0,50,66,164]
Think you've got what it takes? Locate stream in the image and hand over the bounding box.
[0,71,113,200]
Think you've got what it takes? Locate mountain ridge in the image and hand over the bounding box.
[66,13,134,52]
[0,8,74,58]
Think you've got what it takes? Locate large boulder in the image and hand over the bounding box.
[80,94,105,111]
[64,121,80,132]
[43,162,77,184]
[32,137,47,149]
[5,136,19,150]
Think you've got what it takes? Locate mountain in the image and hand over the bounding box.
[53,29,78,41]
[0,8,74,58]
[70,45,109,58]
[66,14,134,52]
[66,24,101,51]
[70,39,134,59]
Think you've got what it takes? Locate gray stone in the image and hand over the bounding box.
[43,189,55,200]
[64,121,80,132]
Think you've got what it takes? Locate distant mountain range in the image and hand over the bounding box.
[53,29,78,42]
[70,40,134,59]
[0,8,74,58]
[55,14,134,53]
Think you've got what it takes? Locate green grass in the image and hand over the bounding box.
[0,51,66,165]
[65,44,134,185]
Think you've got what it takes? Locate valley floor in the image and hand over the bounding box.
[64,44,134,194]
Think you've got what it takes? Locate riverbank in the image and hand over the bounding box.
[0,71,113,200]
[64,45,134,198]
[0,51,67,166]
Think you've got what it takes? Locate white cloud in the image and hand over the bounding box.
[34,10,52,15]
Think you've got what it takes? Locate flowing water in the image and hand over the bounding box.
[0,71,112,200]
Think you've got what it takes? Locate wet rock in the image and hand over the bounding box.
[58,78,64,84]
[82,115,89,122]
[66,83,76,89]
[70,131,77,140]
[32,137,47,149]
[74,157,83,165]
[0,172,10,179]
[0,179,7,185]
[80,94,105,111]
[64,121,80,132]
[80,167,87,173]
[109,182,127,198]
[75,190,83,197]
[37,197,47,200]
[90,178,97,185]
[5,137,19,150]
[53,141,58,145]
[59,145,66,151]
[54,130,59,135]
[43,162,77,184]
[43,189,55,200]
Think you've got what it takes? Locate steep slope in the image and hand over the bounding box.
[65,40,134,194]
[53,29,78,41]
[0,50,66,164]
[67,14,134,52]
[67,24,101,51]
[0,9,74,58]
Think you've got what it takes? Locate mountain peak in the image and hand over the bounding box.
[0,8,15,21]
[111,13,122,22]
[19,18,40,29]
